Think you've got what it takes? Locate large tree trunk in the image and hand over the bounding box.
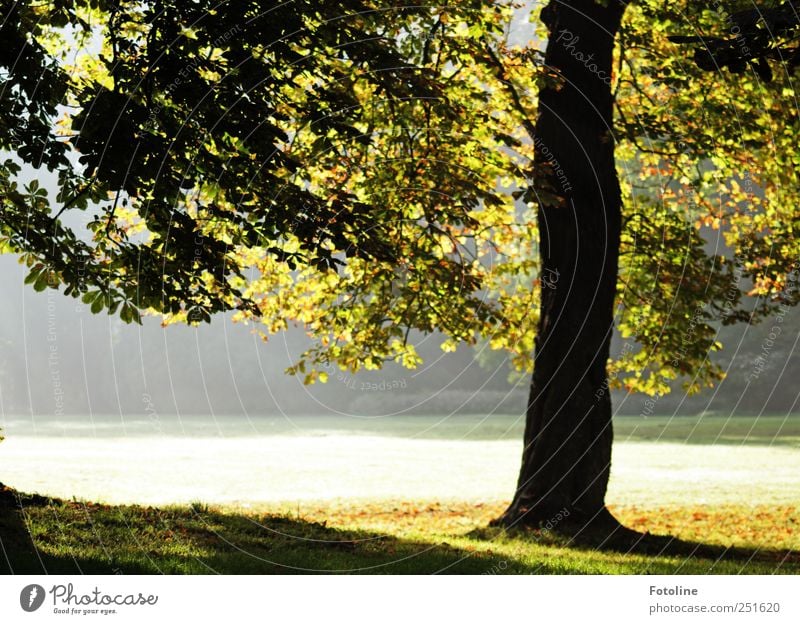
[496,0,629,529]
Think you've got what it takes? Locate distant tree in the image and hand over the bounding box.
[2,0,800,531]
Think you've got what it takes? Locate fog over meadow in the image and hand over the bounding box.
[1,250,799,428]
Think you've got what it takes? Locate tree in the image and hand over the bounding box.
[495,0,800,529]
[3,0,800,532]
[490,0,629,528]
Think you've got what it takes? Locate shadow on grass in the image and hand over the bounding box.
[572,523,800,566]
[2,486,797,574]
[0,486,529,574]
[471,510,800,572]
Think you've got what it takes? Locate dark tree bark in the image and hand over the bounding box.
[496,0,629,530]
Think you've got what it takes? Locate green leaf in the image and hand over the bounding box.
[90,297,104,314]
[33,271,49,292]
[82,291,99,304]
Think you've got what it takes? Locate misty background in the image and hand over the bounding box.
[1,2,798,430]
[1,250,799,426]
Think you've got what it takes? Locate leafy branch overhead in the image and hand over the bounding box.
[667,2,800,81]
[1,1,800,398]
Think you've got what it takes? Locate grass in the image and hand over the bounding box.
[613,414,800,446]
[2,415,798,573]
[11,413,800,446]
[2,487,798,574]
[5,420,799,508]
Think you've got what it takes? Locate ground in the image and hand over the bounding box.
[1,414,798,574]
[1,488,797,574]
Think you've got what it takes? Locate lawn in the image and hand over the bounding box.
[2,415,799,507]
[2,487,797,574]
[7,413,800,445]
[1,414,798,574]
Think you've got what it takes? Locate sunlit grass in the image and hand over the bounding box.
[253,500,800,553]
[2,428,799,507]
[3,491,797,574]
[2,414,798,573]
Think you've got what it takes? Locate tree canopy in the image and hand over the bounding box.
[2,0,799,398]
[1,0,539,371]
